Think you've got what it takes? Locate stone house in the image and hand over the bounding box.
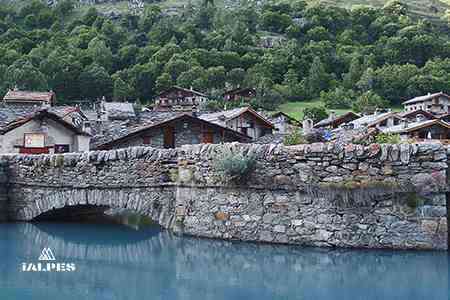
[3,89,56,107]
[153,86,208,111]
[268,111,300,134]
[398,109,436,122]
[402,92,450,115]
[199,107,274,140]
[95,114,250,150]
[223,88,256,102]
[0,109,91,154]
[382,119,450,142]
[350,111,403,130]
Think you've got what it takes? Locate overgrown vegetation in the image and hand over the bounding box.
[375,133,402,144]
[283,130,305,145]
[0,0,450,109]
[405,192,425,209]
[215,151,256,184]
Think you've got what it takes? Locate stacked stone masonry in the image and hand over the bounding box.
[0,142,448,250]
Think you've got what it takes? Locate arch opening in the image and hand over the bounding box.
[30,204,163,230]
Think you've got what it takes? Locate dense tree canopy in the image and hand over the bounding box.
[0,0,450,109]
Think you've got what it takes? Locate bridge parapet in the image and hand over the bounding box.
[0,142,448,250]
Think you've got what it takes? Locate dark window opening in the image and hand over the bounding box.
[143,136,151,145]
[55,144,70,153]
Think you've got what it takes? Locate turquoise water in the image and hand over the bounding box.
[0,222,448,300]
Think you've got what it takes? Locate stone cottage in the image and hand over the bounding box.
[95,113,250,150]
[403,92,450,115]
[200,107,274,140]
[153,86,208,111]
[0,109,91,154]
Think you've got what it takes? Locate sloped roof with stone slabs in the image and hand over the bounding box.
[314,112,360,128]
[0,105,87,128]
[102,102,136,120]
[3,90,56,104]
[0,108,90,136]
[350,111,403,128]
[402,92,450,105]
[199,107,274,128]
[94,113,251,150]
[89,111,185,149]
[382,119,450,134]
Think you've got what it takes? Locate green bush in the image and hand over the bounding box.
[283,130,305,145]
[215,151,256,184]
[375,133,401,144]
[405,193,424,209]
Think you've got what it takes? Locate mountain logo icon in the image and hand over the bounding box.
[38,248,56,261]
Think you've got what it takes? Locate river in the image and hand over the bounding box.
[0,222,447,300]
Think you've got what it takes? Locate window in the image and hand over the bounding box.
[24,133,45,148]
[143,136,151,145]
[54,144,70,153]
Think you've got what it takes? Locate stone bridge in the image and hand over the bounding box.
[0,143,448,250]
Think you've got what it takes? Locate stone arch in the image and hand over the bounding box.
[14,187,176,228]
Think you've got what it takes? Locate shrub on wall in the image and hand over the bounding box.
[215,151,256,184]
[375,133,401,144]
[283,130,306,145]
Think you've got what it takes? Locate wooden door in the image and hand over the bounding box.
[202,132,214,144]
[163,126,175,149]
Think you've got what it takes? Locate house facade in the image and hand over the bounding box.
[200,107,274,140]
[0,110,90,154]
[402,92,450,115]
[223,88,256,102]
[383,119,450,142]
[268,111,300,134]
[154,86,208,111]
[96,114,250,150]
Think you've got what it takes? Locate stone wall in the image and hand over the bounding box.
[0,161,8,221]
[0,142,448,250]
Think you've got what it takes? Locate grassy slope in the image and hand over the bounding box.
[278,101,403,120]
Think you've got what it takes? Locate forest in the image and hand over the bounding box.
[1,0,450,114]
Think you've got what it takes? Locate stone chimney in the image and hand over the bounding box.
[302,119,313,134]
[329,111,336,120]
[82,121,92,135]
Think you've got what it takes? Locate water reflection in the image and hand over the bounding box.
[0,223,447,300]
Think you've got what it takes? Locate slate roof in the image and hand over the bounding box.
[0,105,38,128]
[0,109,90,136]
[3,90,56,105]
[398,109,436,120]
[382,119,450,134]
[103,102,136,120]
[402,92,450,105]
[95,114,251,150]
[314,112,360,128]
[350,111,400,128]
[89,111,185,149]
[200,107,274,128]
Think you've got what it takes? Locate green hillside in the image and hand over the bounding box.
[310,0,450,22]
[2,0,450,21]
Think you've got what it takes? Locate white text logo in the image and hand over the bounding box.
[21,248,76,272]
